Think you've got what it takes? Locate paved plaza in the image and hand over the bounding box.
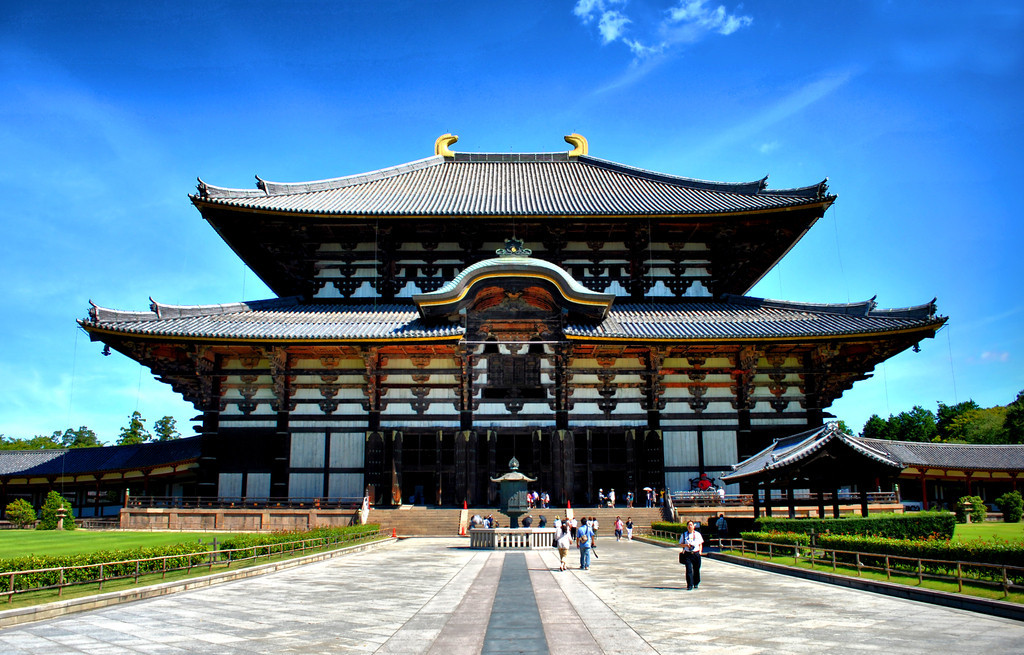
[1,537,1022,654]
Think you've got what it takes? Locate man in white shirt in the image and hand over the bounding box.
[678,521,704,590]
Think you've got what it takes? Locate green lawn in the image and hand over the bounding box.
[953,521,1024,542]
[0,530,242,559]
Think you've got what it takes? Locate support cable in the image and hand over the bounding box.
[945,326,959,403]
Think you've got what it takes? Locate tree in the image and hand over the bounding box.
[936,400,980,441]
[835,420,854,436]
[889,406,937,442]
[60,426,100,449]
[152,416,180,441]
[996,490,1023,523]
[1005,389,1024,444]
[861,414,890,440]
[0,433,62,449]
[36,490,75,530]
[5,499,36,528]
[117,411,151,445]
[944,406,1009,444]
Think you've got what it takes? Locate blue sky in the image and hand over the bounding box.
[1,1,1021,443]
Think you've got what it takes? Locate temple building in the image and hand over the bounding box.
[79,134,946,507]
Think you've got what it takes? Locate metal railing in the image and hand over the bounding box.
[0,528,389,604]
[725,537,1024,598]
[125,496,365,510]
[670,491,898,507]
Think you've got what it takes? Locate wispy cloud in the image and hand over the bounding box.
[575,0,753,82]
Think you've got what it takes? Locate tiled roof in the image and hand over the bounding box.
[85,298,462,340]
[723,424,902,482]
[565,295,942,340]
[82,295,943,342]
[0,438,201,477]
[191,153,832,217]
[861,439,1024,472]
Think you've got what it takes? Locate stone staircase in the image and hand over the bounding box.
[564,507,666,534]
[365,505,668,536]
[366,507,465,537]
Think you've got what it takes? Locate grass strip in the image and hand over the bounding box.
[1,532,387,611]
[719,548,1024,605]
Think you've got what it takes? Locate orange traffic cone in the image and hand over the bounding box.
[392,527,397,538]
[460,524,466,536]
[567,500,571,509]
[463,500,468,510]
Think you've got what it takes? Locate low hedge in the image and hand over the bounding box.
[651,521,686,536]
[735,530,1024,584]
[817,533,1024,583]
[754,512,955,540]
[0,542,208,592]
[739,531,811,546]
[220,524,382,559]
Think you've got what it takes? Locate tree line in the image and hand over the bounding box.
[0,411,181,450]
[858,389,1024,444]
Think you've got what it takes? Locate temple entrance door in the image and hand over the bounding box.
[591,472,630,508]
[494,432,539,479]
[401,471,435,506]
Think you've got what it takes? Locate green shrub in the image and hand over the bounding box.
[996,491,1023,523]
[220,524,382,560]
[955,496,986,524]
[5,499,36,528]
[0,542,208,592]
[739,531,810,546]
[816,533,1024,583]
[36,491,75,530]
[754,512,955,540]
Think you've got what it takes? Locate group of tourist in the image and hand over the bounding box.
[525,490,550,509]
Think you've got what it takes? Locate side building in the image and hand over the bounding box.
[78,135,946,506]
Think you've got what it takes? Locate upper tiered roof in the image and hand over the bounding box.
[193,151,832,218]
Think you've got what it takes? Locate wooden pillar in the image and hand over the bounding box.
[764,486,773,517]
[467,430,478,506]
[94,479,102,518]
[455,429,467,504]
[435,431,443,506]
[832,487,841,518]
[787,485,796,519]
[752,482,761,519]
[487,430,497,505]
[859,484,869,517]
[920,475,929,510]
[816,488,825,518]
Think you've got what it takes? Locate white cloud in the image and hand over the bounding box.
[574,0,753,89]
[980,351,1011,363]
[758,141,780,155]
[598,10,631,44]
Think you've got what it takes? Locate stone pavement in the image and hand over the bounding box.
[1,536,1022,654]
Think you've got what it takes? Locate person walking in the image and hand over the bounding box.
[555,524,573,571]
[625,517,634,541]
[614,516,624,541]
[715,513,729,542]
[576,517,594,570]
[679,521,704,590]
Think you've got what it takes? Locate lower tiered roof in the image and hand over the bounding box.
[82,295,943,343]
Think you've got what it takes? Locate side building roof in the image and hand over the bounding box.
[0,437,201,478]
[860,438,1024,472]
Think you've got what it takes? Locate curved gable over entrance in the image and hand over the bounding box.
[412,240,615,322]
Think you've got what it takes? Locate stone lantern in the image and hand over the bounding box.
[490,457,536,529]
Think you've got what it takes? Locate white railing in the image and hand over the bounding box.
[469,528,558,550]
